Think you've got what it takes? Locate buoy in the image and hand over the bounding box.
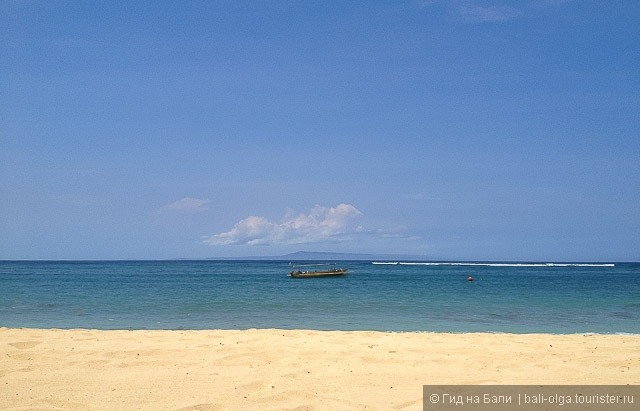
[467,276,473,282]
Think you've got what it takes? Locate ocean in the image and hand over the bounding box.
[1,260,638,334]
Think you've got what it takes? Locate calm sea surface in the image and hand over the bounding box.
[1,260,638,333]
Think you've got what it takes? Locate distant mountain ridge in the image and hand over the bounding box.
[211,251,428,261]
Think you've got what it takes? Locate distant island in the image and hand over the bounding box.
[209,251,429,261]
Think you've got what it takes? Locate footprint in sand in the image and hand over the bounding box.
[8,341,43,350]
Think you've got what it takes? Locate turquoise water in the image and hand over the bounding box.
[1,260,638,333]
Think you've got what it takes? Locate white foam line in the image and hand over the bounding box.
[372,262,615,268]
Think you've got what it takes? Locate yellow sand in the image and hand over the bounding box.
[1,328,638,410]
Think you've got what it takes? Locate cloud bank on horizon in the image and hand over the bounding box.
[203,204,364,246]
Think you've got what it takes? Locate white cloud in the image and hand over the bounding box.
[163,197,210,213]
[458,4,522,22]
[203,203,363,246]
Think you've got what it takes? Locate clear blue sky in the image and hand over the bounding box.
[1,1,639,261]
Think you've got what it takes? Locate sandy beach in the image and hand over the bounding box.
[1,328,638,410]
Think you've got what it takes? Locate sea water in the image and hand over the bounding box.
[1,260,638,333]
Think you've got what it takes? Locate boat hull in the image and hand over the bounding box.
[289,269,348,278]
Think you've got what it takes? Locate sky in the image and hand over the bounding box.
[1,1,639,261]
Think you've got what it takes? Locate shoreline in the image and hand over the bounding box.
[4,326,639,336]
[3,326,640,335]
[2,328,639,410]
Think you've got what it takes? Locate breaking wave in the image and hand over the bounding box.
[372,262,615,267]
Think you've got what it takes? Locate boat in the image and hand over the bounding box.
[288,263,348,278]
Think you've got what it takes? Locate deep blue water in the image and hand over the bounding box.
[1,260,639,333]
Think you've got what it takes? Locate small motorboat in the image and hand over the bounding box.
[288,264,348,278]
